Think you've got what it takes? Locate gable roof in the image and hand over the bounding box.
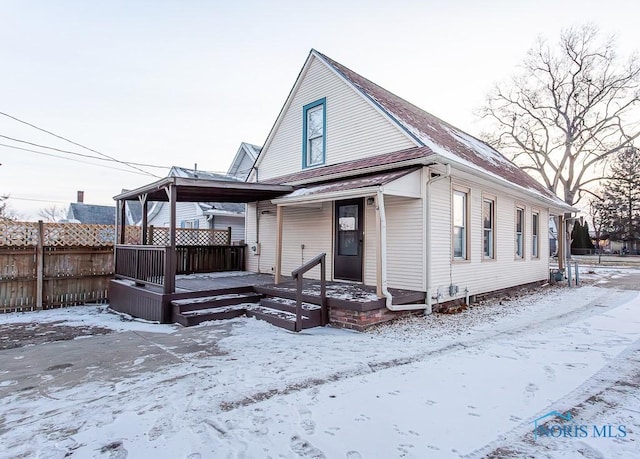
[227,142,261,180]
[254,49,573,211]
[67,203,115,225]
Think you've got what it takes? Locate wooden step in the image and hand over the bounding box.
[175,305,247,327]
[171,292,262,313]
[259,297,322,321]
[246,305,322,331]
[254,285,322,305]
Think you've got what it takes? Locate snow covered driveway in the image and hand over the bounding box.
[0,270,639,458]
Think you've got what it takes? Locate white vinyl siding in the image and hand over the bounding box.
[385,196,423,291]
[147,202,208,229]
[211,215,245,244]
[245,202,277,274]
[281,203,333,280]
[429,173,550,300]
[363,201,378,287]
[257,56,416,181]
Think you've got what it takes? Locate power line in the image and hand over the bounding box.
[0,111,161,177]
[0,133,169,172]
[0,143,159,176]
[5,195,67,203]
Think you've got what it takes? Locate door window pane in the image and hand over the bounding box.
[338,205,358,256]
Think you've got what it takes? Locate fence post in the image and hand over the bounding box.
[36,220,44,310]
[227,226,232,245]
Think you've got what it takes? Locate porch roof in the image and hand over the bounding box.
[113,176,293,203]
[272,167,421,205]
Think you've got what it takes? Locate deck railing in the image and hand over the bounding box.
[175,245,245,274]
[115,244,246,293]
[291,252,327,332]
[115,245,170,290]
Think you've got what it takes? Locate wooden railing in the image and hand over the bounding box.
[291,252,327,332]
[115,244,246,293]
[115,245,172,292]
[176,245,245,274]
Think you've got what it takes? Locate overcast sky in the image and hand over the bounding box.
[1,0,639,219]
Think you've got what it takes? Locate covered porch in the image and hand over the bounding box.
[110,176,292,322]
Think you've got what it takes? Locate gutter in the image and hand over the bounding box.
[425,163,451,314]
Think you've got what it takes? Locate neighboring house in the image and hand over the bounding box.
[66,191,116,224]
[549,217,558,256]
[227,142,260,181]
[146,166,247,243]
[245,49,575,317]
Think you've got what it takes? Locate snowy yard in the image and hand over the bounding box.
[0,267,639,458]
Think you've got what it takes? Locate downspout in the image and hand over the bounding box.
[378,190,425,311]
[425,164,451,313]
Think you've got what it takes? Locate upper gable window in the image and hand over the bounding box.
[302,98,326,168]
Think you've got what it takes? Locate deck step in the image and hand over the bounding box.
[171,292,262,313]
[174,305,246,326]
[254,285,322,305]
[259,297,322,321]
[246,305,321,331]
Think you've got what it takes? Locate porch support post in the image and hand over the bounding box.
[118,199,126,244]
[140,193,148,245]
[164,184,177,293]
[557,215,564,271]
[275,204,283,284]
[375,196,383,297]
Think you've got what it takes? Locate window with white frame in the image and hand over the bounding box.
[483,197,495,259]
[303,98,326,168]
[515,207,524,258]
[532,211,539,258]
[453,190,468,259]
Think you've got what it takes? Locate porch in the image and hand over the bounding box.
[109,270,426,331]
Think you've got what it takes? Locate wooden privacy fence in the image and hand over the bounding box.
[0,221,115,313]
[1,221,239,312]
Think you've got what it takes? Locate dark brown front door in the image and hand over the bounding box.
[334,199,364,282]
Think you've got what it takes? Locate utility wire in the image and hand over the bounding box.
[0,111,161,177]
[0,143,159,176]
[0,133,169,172]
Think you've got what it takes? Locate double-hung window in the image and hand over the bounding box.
[532,211,539,258]
[453,189,468,260]
[483,197,495,259]
[302,98,326,168]
[515,207,524,258]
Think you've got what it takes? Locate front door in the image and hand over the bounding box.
[334,199,364,282]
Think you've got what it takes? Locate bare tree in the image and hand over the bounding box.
[38,205,66,222]
[480,25,640,206]
[0,195,19,221]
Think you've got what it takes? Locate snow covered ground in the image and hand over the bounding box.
[0,268,639,458]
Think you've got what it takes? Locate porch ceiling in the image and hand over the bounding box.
[114,177,293,203]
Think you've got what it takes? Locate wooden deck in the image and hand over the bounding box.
[109,271,426,328]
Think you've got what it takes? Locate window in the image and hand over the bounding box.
[483,197,495,259]
[453,190,468,259]
[532,211,539,258]
[515,207,524,258]
[302,98,326,168]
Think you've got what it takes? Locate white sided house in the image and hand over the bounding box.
[245,49,575,329]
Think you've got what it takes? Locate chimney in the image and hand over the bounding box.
[77,191,84,203]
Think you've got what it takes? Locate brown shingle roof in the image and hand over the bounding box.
[312,50,566,206]
[262,146,430,185]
